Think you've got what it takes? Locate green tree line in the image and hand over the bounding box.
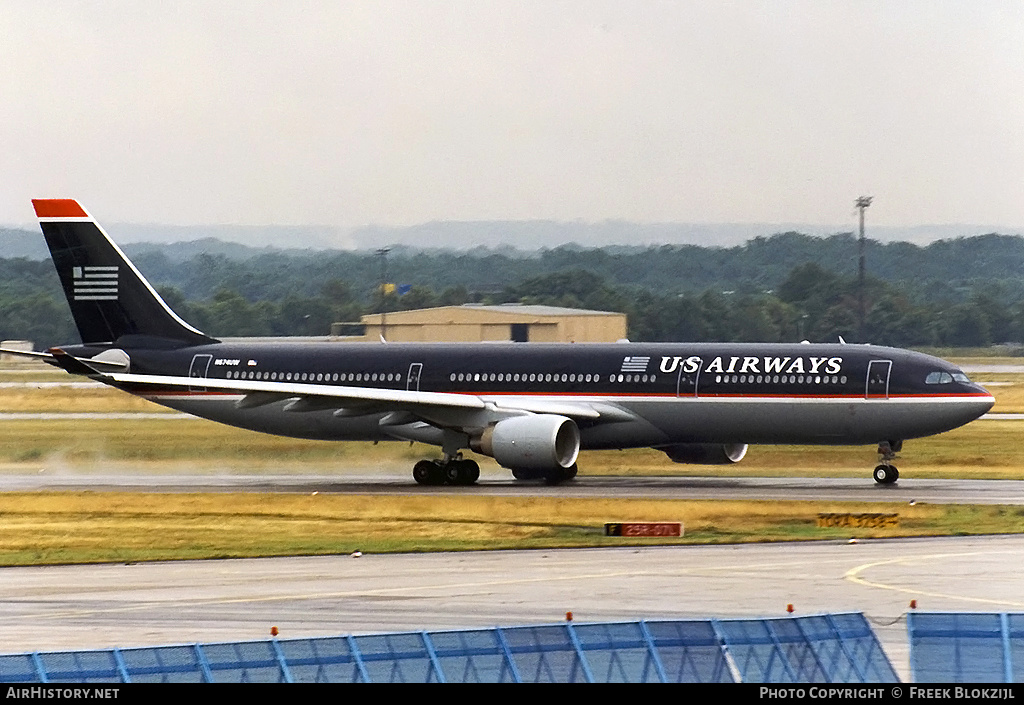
[3,231,1024,349]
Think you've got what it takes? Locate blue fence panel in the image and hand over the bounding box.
[275,637,366,683]
[797,615,852,681]
[714,614,897,683]
[499,625,589,683]
[715,618,796,682]
[1010,614,1024,683]
[35,650,124,684]
[909,612,1023,683]
[826,612,898,683]
[644,620,733,683]
[199,641,288,683]
[0,654,44,683]
[117,645,206,683]
[773,616,830,681]
[427,628,519,683]
[350,632,442,683]
[571,621,662,683]
[0,614,898,684]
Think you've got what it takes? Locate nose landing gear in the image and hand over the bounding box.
[872,441,901,485]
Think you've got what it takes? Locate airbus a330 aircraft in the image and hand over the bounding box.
[14,199,995,485]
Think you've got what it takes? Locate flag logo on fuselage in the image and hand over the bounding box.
[72,266,118,301]
[620,356,650,373]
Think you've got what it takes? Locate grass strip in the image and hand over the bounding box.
[0,492,1021,566]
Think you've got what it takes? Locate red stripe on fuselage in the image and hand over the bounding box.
[135,389,992,401]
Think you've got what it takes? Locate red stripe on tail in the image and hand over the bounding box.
[32,199,88,218]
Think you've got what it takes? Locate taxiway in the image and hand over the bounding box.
[1,535,1022,681]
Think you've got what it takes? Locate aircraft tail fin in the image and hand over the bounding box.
[33,199,218,346]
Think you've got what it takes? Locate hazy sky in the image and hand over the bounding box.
[2,1,1023,233]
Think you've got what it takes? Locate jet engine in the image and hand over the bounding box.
[472,415,580,470]
[659,443,748,465]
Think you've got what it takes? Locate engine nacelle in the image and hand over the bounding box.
[472,415,580,470]
[660,443,748,465]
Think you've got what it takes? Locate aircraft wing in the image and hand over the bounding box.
[105,372,606,422]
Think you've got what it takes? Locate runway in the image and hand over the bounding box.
[3,470,1024,505]
[2,535,1023,681]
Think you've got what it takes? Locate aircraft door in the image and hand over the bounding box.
[407,362,423,392]
[189,354,213,392]
[677,367,700,397]
[865,360,892,399]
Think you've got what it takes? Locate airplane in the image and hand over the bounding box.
[8,198,995,486]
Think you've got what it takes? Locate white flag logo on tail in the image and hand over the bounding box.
[620,356,650,373]
[72,266,119,301]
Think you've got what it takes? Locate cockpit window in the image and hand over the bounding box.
[925,371,971,384]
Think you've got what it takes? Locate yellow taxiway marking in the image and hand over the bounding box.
[845,550,1024,609]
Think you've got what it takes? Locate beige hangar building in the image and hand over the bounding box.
[333,304,628,343]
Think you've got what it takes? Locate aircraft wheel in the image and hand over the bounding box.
[543,471,564,486]
[444,459,480,486]
[459,459,480,485]
[511,468,541,481]
[413,460,445,486]
[872,464,898,485]
[543,464,578,486]
[413,461,432,485]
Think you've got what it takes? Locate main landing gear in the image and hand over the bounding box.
[412,454,481,486]
[872,441,901,485]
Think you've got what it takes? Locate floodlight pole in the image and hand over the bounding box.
[855,196,873,341]
[377,247,391,341]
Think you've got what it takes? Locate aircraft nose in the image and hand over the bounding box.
[970,392,996,419]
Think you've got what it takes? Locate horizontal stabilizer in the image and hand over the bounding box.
[0,347,60,366]
[0,347,130,375]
